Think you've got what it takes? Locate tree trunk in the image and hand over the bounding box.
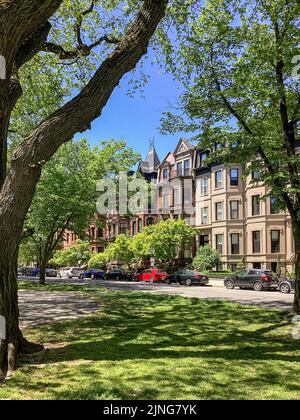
[292,221,300,314]
[39,253,49,285]
[0,239,44,378]
[39,260,46,285]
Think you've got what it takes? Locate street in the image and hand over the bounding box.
[19,277,294,312]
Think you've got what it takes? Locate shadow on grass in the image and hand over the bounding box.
[4,290,300,400]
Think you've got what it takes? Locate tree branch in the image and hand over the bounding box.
[43,35,120,60]
[0,0,168,240]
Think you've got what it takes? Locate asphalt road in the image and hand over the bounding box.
[19,277,294,312]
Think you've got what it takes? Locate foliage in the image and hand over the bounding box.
[22,139,139,275]
[193,245,221,272]
[50,241,90,268]
[148,219,196,262]
[105,235,135,268]
[160,0,300,208]
[88,252,109,270]
[237,260,246,272]
[18,239,38,267]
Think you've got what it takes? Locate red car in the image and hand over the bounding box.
[136,268,168,283]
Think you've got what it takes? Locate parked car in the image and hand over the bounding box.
[18,267,57,277]
[165,270,209,286]
[136,268,168,283]
[104,269,133,281]
[19,267,39,277]
[58,267,82,279]
[224,269,279,291]
[45,268,58,278]
[79,269,105,280]
[278,278,295,294]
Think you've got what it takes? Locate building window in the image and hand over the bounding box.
[147,218,154,226]
[253,262,262,269]
[215,170,223,189]
[119,223,127,235]
[215,202,224,221]
[201,207,209,225]
[201,178,208,196]
[252,195,260,216]
[199,234,210,247]
[270,196,279,214]
[132,221,137,236]
[216,234,223,254]
[138,219,143,233]
[173,189,180,206]
[163,168,169,180]
[230,169,239,186]
[271,230,280,254]
[184,216,191,225]
[177,162,183,177]
[231,233,240,255]
[184,187,191,204]
[198,152,208,167]
[184,160,190,176]
[230,201,239,220]
[253,231,261,254]
[163,195,169,210]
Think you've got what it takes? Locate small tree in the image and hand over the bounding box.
[50,241,90,268]
[149,219,196,263]
[88,252,109,270]
[106,235,135,269]
[193,245,221,272]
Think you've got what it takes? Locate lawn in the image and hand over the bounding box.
[1,282,299,400]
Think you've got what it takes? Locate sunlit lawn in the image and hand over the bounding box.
[1,282,299,400]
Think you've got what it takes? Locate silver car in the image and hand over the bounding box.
[58,267,82,279]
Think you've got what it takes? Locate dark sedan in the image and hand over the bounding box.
[279,278,295,294]
[165,270,209,287]
[224,269,279,291]
[104,269,133,281]
[79,269,105,280]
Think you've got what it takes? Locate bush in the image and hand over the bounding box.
[193,246,221,272]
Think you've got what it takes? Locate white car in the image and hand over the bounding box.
[58,267,82,279]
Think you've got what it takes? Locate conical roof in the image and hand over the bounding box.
[139,143,161,174]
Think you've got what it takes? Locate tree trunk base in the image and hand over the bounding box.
[18,333,44,355]
[1,330,44,379]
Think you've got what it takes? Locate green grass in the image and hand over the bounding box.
[1,282,299,400]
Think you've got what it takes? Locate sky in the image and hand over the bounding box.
[75,59,190,164]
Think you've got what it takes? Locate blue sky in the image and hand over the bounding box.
[76,60,190,164]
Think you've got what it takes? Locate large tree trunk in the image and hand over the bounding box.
[292,221,300,314]
[0,231,43,378]
[0,0,168,379]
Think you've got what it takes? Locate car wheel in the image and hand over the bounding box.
[253,281,263,292]
[185,279,193,287]
[280,283,291,294]
[165,278,171,285]
[79,274,83,280]
[225,280,235,290]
